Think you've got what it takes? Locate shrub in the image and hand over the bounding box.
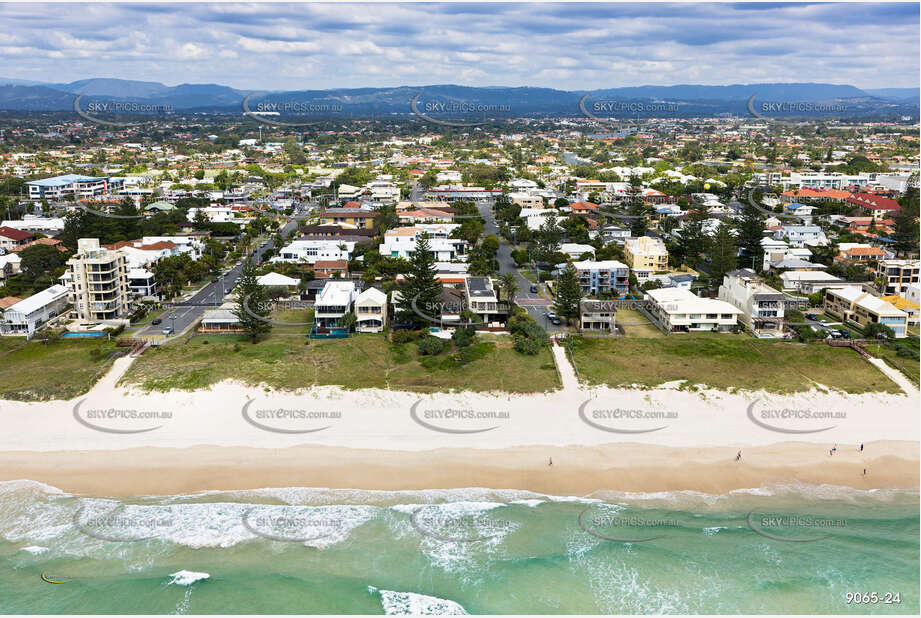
[452,326,476,348]
[391,329,422,344]
[513,334,542,355]
[417,336,446,356]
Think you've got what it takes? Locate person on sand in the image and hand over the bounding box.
[736,449,742,462]
[863,468,867,476]
[860,443,864,453]
[548,457,553,466]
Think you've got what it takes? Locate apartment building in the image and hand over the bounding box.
[572,260,630,296]
[314,280,359,328]
[465,276,508,325]
[0,284,70,337]
[823,288,908,338]
[877,259,920,296]
[624,236,669,272]
[646,287,741,333]
[63,238,131,321]
[718,269,786,337]
[26,174,125,201]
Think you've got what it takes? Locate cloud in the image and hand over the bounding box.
[0,2,915,89]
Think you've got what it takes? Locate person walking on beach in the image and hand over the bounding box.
[859,443,864,452]
[548,457,553,466]
[736,449,742,462]
[863,468,867,476]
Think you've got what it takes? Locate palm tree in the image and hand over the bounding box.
[499,272,519,309]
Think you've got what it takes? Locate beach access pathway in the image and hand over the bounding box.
[550,336,580,391]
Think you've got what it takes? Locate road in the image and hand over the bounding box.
[475,199,560,332]
[137,219,297,338]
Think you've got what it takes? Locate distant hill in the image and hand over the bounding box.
[0,78,915,118]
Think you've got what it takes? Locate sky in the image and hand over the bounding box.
[0,2,918,91]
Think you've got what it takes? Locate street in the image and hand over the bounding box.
[475,199,559,332]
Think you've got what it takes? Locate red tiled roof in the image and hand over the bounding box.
[0,296,23,309]
[0,226,34,242]
[10,238,66,253]
[845,193,901,211]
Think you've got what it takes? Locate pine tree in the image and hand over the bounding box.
[676,208,708,268]
[709,222,738,289]
[736,203,765,271]
[553,264,582,322]
[396,233,443,328]
[233,258,272,342]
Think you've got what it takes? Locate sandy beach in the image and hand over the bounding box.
[1,350,918,496]
[1,441,917,497]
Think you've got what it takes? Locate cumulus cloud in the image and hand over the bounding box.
[0,2,916,89]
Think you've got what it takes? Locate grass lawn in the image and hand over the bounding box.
[614,309,664,338]
[0,337,119,401]
[569,333,901,394]
[120,328,559,394]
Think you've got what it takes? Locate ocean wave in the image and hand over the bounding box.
[168,570,210,586]
[370,586,468,615]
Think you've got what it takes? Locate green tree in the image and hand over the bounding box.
[736,203,765,271]
[891,210,919,257]
[708,222,738,288]
[498,272,519,308]
[395,233,442,328]
[233,258,272,343]
[676,208,708,268]
[18,244,66,282]
[553,264,582,322]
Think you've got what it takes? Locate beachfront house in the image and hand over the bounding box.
[354,287,388,333]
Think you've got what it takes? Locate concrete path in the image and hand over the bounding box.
[867,357,918,396]
[550,337,580,392]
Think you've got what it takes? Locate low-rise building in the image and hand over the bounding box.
[0,284,70,337]
[314,280,359,327]
[646,287,741,333]
[823,288,908,338]
[465,276,508,325]
[779,271,861,295]
[572,260,630,296]
[380,225,466,261]
[0,226,33,252]
[624,236,669,272]
[354,287,388,332]
[718,269,786,338]
[26,174,124,201]
[317,208,376,229]
[271,239,355,264]
[877,259,919,296]
[579,299,616,333]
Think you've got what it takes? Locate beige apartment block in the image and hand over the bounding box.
[624,236,669,271]
[63,238,131,321]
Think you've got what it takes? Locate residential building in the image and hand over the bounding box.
[0,253,22,282]
[465,276,507,325]
[579,299,616,333]
[1,216,66,235]
[718,269,786,338]
[314,280,359,328]
[354,287,388,333]
[779,271,861,295]
[624,236,669,272]
[508,193,544,208]
[572,260,630,296]
[845,193,902,221]
[775,225,828,247]
[26,174,124,201]
[823,288,908,338]
[560,243,595,259]
[0,226,34,252]
[0,284,70,337]
[646,287,741,333]
[380,225,466,261]
[877,259,920,296]
[317,208,376,229]
[127,268,157,298]
[271,239,355,265]
[62,238,131,321]
[200,306,241,333]
[313,260,349,278]
[880,295,919,326]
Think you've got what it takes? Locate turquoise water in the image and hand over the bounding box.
[60,332,106,339]
[0,481,917,614]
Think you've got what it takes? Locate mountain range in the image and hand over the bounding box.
[0,78,916,118]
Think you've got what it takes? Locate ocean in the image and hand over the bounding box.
[0,480,917,614]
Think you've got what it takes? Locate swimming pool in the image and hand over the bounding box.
[61,332,107,339]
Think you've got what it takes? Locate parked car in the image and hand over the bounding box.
[162,327,174,336]
[530,285,538,294]
[805,313,819,322]
[546,311,561,325]
[839,330,851,339]
[151,318,162,326]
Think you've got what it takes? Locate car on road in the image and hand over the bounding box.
[546,311,561,325]
[805,313,819,322]
[530,285,538,293]
[162,327,174,336]
[151,318,162,326]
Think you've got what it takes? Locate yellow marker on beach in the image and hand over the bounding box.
[41,572,66,584]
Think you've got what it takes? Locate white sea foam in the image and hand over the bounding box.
[168,570,210,586]
[19,545,48,554]
[371,587,468,615]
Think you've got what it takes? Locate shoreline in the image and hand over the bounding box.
[2,442,917,497]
